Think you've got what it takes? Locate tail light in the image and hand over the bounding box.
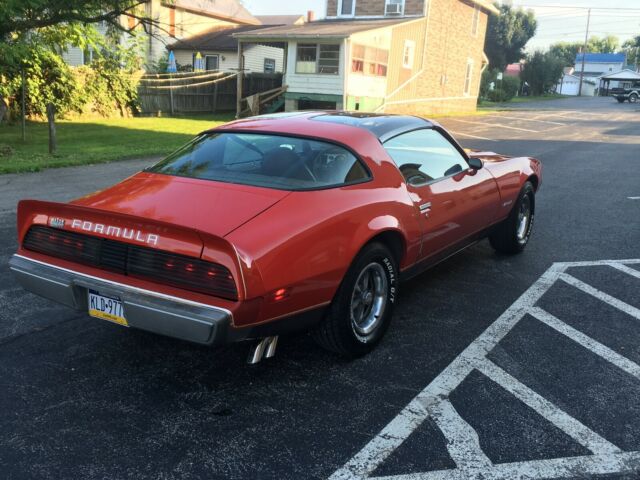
[22,226,238,300]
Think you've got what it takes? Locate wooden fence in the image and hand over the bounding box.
[137,72,283,115]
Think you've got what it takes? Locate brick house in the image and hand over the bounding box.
[234,0,498,115]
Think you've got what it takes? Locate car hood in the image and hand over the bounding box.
[71,172,291,238]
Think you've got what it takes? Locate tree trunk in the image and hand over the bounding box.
[0,94,7,125]
[46,103,56,154]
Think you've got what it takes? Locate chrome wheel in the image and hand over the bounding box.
[350,262,388,337]
[516,194,531,241]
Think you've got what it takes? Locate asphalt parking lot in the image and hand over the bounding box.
[1,96,639,479]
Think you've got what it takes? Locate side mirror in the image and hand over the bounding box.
[468,158,483,170]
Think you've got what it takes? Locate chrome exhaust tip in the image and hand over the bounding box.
[247,336,279,365]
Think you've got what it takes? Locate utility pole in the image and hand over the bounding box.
[578,8,591,96]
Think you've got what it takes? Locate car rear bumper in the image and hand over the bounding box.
[8,254,233,346]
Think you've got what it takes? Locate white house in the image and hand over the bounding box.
[168,25,285,73]
[574,53,627,85]
[556,73,596,96]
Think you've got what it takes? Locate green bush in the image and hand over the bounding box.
[487,89,510,102]
[501,75,521,99]
[1,27,144,121]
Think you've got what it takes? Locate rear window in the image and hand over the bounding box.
[148,133,370,190]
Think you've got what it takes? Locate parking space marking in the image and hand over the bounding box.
[330,259,640,480]
[609,263,640,279]
[560,273,640,320]
[485,115,566,126]
[628,196,640,200]
[430,400,492,469]
[369,452,640,480]
[476,358,621,455]
[447,130,495,141]
[448,118,539,133]
[529,307,640,380]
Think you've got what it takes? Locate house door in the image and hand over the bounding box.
[205,55,219,71]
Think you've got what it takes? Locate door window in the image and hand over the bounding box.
[205,55,219,71]
[383,129,469,185]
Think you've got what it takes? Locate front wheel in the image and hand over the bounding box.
[629,93,638,103]
[489,182,535,254]
[313,242,398,358]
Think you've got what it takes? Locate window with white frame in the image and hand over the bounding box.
[385,0,405,16]
[338,0,356,17]
[296,43,340,75]
[472,5,480,36]
[464,59,474,95]
[402,40,415,69]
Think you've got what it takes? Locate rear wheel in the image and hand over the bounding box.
[313,242,397,357]
[630,93,638,103]
[489,182,535,254]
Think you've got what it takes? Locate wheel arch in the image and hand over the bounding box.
[527,174,540,192]
[362,229,407,267]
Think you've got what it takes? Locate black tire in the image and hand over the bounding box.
[313,242,398,358]
[489,181,535,254]
[630,93,638,104]
[617,98,626,103]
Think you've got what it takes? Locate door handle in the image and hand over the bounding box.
[419,202,432,215]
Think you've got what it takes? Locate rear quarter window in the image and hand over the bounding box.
[149,133,370,191]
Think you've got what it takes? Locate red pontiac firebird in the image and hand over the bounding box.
[9,112,541,362]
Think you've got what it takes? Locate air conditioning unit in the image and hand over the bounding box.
[385,3,403,15]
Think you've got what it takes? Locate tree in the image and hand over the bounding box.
[549,42,582,66]
[549,35,622,68]
[622,36,640,67]
[521,51,565,96]
[485,3,537,71]
[589,35,620,54]
[0,1,157,38]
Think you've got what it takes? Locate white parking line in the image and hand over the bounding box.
[560,273,640,320]
[486,115,566,126]
[448,130,495,141]
[330,259,640,480]
[449,118,539,133]
[628,197,640,200]
[370,452,640,480]
[476,358,621,455]
[609,263,640,279]
[530,307,640,380]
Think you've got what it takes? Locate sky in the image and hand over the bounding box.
[242,0,640,52]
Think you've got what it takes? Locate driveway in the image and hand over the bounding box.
[1,96,639,480]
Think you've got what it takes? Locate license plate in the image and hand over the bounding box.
[88,290,128,327]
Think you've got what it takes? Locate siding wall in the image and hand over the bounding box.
[284,41,345,96]
[173,45,284,73]
[327,0,425,17]
[384,0,489,115]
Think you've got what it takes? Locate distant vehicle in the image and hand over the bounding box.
[9,112,542,362]
[612,83,640,103]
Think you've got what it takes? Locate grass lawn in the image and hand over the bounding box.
[479,94,568,109]
[0,114,234,174]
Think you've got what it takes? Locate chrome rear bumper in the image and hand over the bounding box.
[8,254,233,346]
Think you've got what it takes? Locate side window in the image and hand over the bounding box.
[383,129,469,185]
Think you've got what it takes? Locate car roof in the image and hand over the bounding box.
[209,111,434,143]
